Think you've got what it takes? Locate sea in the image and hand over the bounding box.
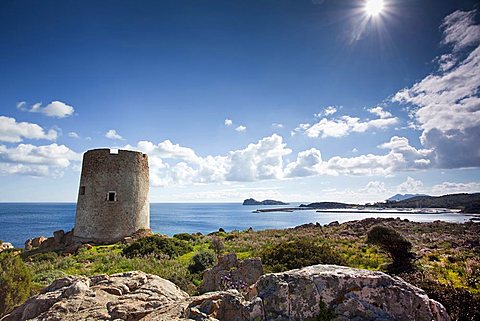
[0,202,475,248]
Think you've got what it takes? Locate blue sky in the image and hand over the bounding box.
[0,0,479,203]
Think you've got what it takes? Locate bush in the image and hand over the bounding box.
[173,233,199,243]
[188,250,217,274]
[0,252,33,317]
[209,237,224,256]
[367,225,414,274]
[401,271,480,321]
[260,238,346,272]
[27,252,58,263]
[122,235,192,259]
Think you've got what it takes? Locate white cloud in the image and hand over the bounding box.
[431,181,480,195]
[105,129,124,140]
[397,177,424,193]
[272,123,284,128]
[18,101,75,118]
[303,115,398,139]
[68,132,80,139]
[224,118,233,126]
[0,116,58,143]
[0,143,81,177]
[368,106,392,119]
[360,181,386,194]
[315,106,338,118]
[285,148,323,177]
[235,125,247,132]
[393,9,480,168]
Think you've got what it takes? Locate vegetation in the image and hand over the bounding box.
[0,251,33,317]
[367,225,414,273]
[260,238,345,272]
[383,192,480,211]
[122,235,192,259]
[2,218,478,320]
[188,250,217,274]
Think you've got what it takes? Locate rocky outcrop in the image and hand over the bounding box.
[199,253,263,293]
[2,271,189,321]
[3,265,450,321]
[0,242,13,252]
[243,198,289,206]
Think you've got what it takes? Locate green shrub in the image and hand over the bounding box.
[27,252,58,263]
[122,235,192,259]
[401,271,480,321]
[188,250,217,274]
[0,252,33,317]
[260,238,346,272]
[209,237,224,256]
[367,225,414,274]
[173,233,199,243]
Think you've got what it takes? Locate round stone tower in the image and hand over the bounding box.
[74,148,150,243]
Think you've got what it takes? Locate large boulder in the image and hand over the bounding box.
[199,253,263,293]
[2,271,189,321]
[2,265,450,321]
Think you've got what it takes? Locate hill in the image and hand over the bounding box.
[387,194,429,202]
[242,198,289,206]
[384,193,480,213]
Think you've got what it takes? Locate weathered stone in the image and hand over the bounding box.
[24,239,33,251]
[53,230,65,243]
[2,266,450,321]
[0,242,14,252]
[30,236,47,248]
[200,253,263,293]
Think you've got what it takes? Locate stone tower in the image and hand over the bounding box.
[74,149,150,243]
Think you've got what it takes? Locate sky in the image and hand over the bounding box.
[0,0,479,203]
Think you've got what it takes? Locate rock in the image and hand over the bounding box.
[327,220,340,227]
[53,230,65,243]
[2,271,189,321]
[24,239,32,251]
[0,242,14,252]
[2,266,450,321]
[255,264,450,321]
[199,253,263,293]
[30,236,47,248]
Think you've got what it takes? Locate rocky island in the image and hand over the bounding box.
[242,198,289,205]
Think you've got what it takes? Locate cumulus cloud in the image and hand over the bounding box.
[0,116,58,143]
[297,107,398,139]
[431,181,480,195]
[235,125,247,132]
[68,132,80,139]
[315,106,338,118]
[360,181,386,194]
[224,118,233,126]
[105,129,124,140]
[0,143,80,176]
[397,177,424,193]
[393,9,480,168]
[18,101,75,118]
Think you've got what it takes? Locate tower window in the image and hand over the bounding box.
[107,191,116,202]
[79,186,85,195]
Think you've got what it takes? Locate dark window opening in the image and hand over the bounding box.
[108,192,116,202]
[79,186,85,195]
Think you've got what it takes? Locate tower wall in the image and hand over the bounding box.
[74,149,150,243]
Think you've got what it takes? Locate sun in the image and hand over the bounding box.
[365,0,384,16]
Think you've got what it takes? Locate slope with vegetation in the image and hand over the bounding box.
[0,218,478,320]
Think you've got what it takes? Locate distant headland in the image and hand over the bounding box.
[243,198,289,206]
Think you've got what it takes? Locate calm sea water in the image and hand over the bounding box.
[0,203,474,248]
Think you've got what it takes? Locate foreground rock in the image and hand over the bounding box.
[199,253,263,293]
[3,265,449,321]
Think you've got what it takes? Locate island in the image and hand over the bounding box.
[242,198,289,206]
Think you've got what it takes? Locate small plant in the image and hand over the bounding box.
[122,235,192,259]
[209,237,225,256]
[313,300,336,321]
[367,225,415,274]
[173,233,199,243]
[219,270,248,293]
[0,252,33,317]
[260,238,346,272]
[188,250,217,274]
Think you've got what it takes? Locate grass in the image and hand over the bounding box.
[17,218,479,320]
